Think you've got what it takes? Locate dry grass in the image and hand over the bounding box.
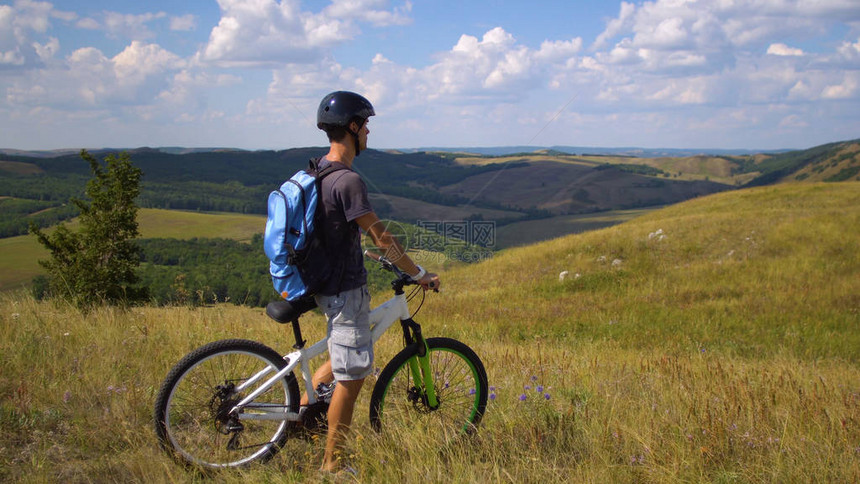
[1,182,858,482]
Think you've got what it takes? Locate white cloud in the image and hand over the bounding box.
[76,17,99,30]
[201,0,412,67]
[779,114,809,128]
[32,36,59,62]
[113,41,184,85]
[635,17,690,49]
[0,0,54,67]
[0,49,25,66]
[1,0,858,150]
[202,0,336,66]
[536,38,583,62]
[103,11,167,40]
[594,1,635,49]
[649,78,708,104]
[821,73,859,99]
[767,43,804,56]
[6,40,185,112]
[323,0,412,27]
[837,37,860,60]
[170,14,196,32]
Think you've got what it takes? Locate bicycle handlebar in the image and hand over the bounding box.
[364,250,410,279]
[364,250,439,292]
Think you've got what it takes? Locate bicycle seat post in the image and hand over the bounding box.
[290,319,305,350]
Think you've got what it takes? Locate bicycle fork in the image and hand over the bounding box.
[400,318,439,409]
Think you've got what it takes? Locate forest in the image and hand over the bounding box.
[0,148,523,237]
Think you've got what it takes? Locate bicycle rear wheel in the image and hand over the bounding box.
[370,337,488,444]
[154,339,299,469]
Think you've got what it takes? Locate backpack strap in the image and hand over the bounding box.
[308,157,349,295]
[309,156,347,180]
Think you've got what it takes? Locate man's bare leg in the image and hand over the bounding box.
[300,360,334,406]
[322,378,364,472]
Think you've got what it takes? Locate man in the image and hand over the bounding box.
[305,91,440,473]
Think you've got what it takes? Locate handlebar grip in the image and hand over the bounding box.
[364,250,382,262]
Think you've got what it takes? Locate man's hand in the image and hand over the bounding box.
[418,272,441,292]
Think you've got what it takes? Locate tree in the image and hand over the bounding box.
[30,150,147,308]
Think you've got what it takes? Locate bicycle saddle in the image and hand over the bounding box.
[265,297,318,324]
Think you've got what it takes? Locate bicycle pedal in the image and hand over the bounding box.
[226,432,241,450]
[315,381,336,403]
[300,401,329,432]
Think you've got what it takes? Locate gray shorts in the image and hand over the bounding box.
[316,286,374,381]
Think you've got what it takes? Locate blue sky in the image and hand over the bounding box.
[1,0,859,151]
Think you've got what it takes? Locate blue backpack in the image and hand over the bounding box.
[264,159,344,301]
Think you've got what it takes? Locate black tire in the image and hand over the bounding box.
[370,337,488,443]
[154,339,300,469]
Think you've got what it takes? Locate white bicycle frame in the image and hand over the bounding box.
[229,291,413,422]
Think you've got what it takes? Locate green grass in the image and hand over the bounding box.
[495,207,657,249]
[1,182,858,482]
[136,208,265,242]
[0,208,266,291]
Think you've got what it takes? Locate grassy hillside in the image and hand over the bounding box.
[743,139,860,186]
[495,207,657,249]
[784,141,860,183]
[1,182,857,482]
[452,139,860,188]
[440,160,728,214]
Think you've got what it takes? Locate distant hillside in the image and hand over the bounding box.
[741,139,860,185]
[402,145,784,157]
[448,138,860,189]
[440,158,728,215]
[0,147,728,239]
[2,139,857,241]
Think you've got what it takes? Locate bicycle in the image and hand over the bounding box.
[153,252,488,469]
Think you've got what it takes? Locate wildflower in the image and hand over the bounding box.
[469,388,476,395]
[489,393,496,401]
[519,394,527,401]
[536,385,544,393]
[531,375,538,382]
[544,393,551,400]
[524,385,531,390]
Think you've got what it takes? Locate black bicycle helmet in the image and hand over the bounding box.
[316,91,375,129]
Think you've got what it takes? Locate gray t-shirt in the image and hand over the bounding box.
[317,158,373,295]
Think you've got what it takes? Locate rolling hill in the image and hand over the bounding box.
[3,139,858,241]
[1,139,858,293]
[1,181,857,482]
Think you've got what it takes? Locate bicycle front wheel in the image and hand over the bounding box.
[154,339,299,469]
[370,337,488,444]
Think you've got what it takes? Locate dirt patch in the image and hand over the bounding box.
[0,161,44,175]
